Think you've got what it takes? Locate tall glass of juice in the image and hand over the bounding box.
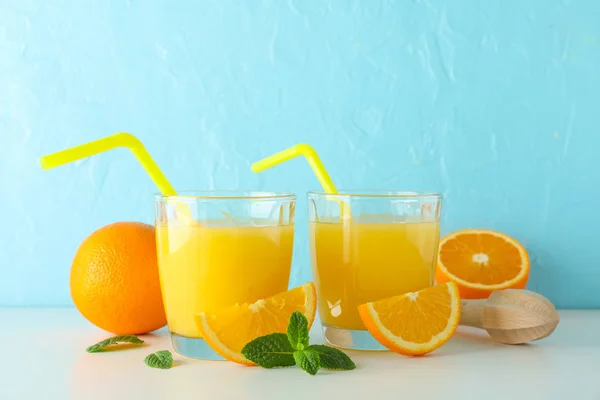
[308,190,442,351]
[155,191,296,359]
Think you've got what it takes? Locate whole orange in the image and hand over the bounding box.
[70,222,167,334]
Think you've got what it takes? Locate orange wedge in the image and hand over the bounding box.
[436,229,530,299]
[196,282,317,365]
[358,282,460,356]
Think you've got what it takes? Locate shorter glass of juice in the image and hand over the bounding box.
[154,191,296,359]
[308,190,442,351]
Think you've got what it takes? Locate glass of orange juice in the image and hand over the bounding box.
[308,190,442,350]
[154,191,296,359]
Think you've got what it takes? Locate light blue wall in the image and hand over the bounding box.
[1,0,599,308]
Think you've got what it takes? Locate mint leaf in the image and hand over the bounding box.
[307,345,356,370]
[287,311,309,350]
[240,308,356,376]
[294,349,320,375]
[86,335,144,353]
[144,350,173,369]
[241,333,296,368]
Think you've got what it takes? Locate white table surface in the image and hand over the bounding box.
[1,309,599,400]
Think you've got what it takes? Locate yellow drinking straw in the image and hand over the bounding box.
[40,132,177,195]
[251,143,351,218]
[40,132,198,222]
[252,144,338,194]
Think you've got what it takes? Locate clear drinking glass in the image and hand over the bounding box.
[308,190,442,350]
[154,191,296,359]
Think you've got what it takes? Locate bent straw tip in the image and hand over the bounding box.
[111,132,142,148]
[251,143,317,173]
[250,163,262,173]
[39,156,52,170]
[293,143,317,156]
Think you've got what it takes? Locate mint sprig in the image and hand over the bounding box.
[241,311,356,375]
[144,350,173,369]
[86,335,144,353]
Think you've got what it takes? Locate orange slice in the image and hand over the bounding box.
[196,282,317,365]
[436,229,530,299]
[358,282,460,356]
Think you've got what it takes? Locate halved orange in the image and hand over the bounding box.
[436,229,530,299]
[196,282,317,365]
[358,282,460,356]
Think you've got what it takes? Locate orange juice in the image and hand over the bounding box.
[310,217,440,330]
[156,222,293,338]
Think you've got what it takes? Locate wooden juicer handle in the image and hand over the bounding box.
[459,289,560,344]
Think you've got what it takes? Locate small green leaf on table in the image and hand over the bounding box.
[86,335,144,353]
[144,350,173,369]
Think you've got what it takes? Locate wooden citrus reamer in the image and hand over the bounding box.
[459,289,560,344]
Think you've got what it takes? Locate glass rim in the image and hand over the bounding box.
[307,189,442,199]
[154,190,296,201]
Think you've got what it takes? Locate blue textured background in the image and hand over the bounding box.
[1,0,599,308]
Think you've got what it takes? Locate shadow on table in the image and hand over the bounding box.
[436,328,508,357]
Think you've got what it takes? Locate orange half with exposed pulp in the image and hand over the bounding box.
[436,229,530,299]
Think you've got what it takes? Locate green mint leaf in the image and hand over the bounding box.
[307,345,356,371]
[241,333,296,368]
[144,350,173,369]
[287,311,310,350]
[86,335,144,353]
[293,349,321,375]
